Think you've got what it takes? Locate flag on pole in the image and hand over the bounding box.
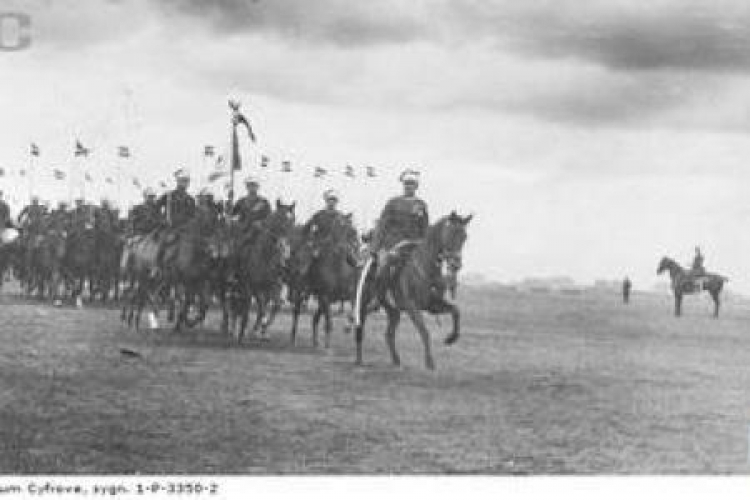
[53,169,66,180]
[366,166,376,177]
[281,161,292,172]
[19,169,26,177]
[74,140,90,157]
[344,165,355,178]
[260,155,270,168]
[159,180,168,189]
[230,126,242,171]
[105,177,114,184]
[84,173,92,182]
[132,177,141,189]
[204,145,215,157]
[30,143,40,156]
[232,111,256,143]
[118,146,130,158]
[314,167,327,178]
[0,168,5,177]
[208,171,228,183]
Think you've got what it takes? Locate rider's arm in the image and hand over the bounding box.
[17,206,28,224]
[370,199,396,250]
[420,201,430,234]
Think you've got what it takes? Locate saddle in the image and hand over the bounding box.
[375,239,444,304]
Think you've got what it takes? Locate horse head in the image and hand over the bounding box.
[437,212,472,274]
[328,212,360,262]
[657,256,679,276]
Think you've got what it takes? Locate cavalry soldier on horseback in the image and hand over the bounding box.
[303,189,343,245]
[196,188,222,233]
[48,201,72,232]
[156,170,196,229]
[128,188,160,235]
[298,189,345,276]
[231,176,271,238]
[370,169,431,298]
[154,170,197,271]
[17,196,46,233]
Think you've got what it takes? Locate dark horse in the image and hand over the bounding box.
[657,256,728,317]
[289,213,359,348]
[354,212,472,370]
[230,201,295,343]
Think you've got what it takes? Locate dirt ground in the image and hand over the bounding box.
[1,284,750,474]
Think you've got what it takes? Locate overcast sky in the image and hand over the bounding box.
[2,0,750,291]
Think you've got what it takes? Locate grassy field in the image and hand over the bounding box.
[1,285,750,474]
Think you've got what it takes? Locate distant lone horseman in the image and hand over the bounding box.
[691,246,705,278]
[657,255,728,318]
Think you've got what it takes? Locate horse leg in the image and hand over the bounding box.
[405,305,435,371]
[312,299,323,348]
[355,322,366,366]
[324,298,333,349]
[427,297,461,345]
[290,292,302,346]
[238,294,251,343]
[711,290,720,318]
[384,304,401,367]
[674,293,682,317]
[251,294,264,338]
[261,287,282,337]
[218,285,229,336]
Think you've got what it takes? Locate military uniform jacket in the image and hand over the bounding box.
[18,204,46,228]
[232,195,271,229]
[303,209,342,241]
[156,189,196,228]
[129,202,160,234]
[371,195,429,251]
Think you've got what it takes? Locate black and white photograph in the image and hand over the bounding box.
[1,0,750,486]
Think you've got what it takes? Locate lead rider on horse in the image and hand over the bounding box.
[370,169,430,300]
[156,170,196,229]
[154,170,197,271]
[128,188,160,236]
[230,176,271,243]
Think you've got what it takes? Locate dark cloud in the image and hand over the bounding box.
[157,0,429,47]
[447,1,750,73]
[158,0,750,73]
